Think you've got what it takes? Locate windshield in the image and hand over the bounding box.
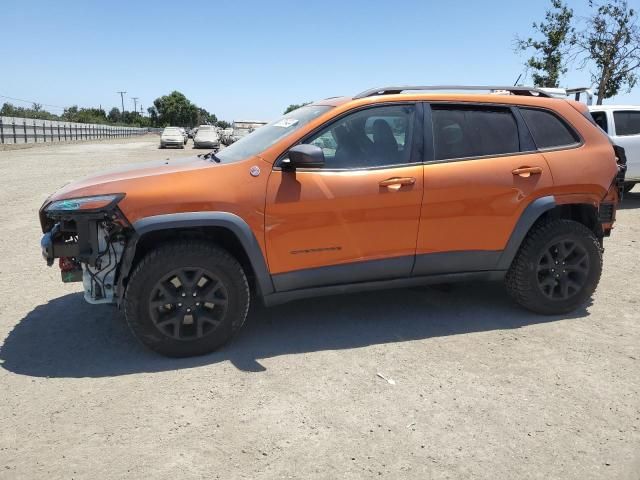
[162,127,181,134]
[216,105,332,163]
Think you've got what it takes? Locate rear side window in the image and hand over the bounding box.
[613,111,640,136]
[590,111,608,133]
[520,108,579,149]
[431,106,520,160]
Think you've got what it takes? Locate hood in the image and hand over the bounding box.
[48,156,217,202]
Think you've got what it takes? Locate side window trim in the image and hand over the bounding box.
[273,102,422,171]
[510,106,537,152]
[422,102,435,162]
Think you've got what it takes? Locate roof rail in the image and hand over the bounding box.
[353,85,554,99]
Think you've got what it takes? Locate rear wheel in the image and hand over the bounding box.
[505,219,602,315]
[124,241,250,357]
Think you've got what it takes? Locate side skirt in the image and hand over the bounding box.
[262,270,506,307]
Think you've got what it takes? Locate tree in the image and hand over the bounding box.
[108,107,121,123]
[216,120,231,129]
[196,107,217,126]
[147,106,159,126]
[1,102,58,120]
[516,0,575,88]
[284,102,311,114]
[577,0,640,104]
[153,91,199,127]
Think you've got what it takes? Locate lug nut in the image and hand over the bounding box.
[187,308,191,313]
[192,293,197,297]
[178,303,182,307]
[195,302,200,306]
[181,293,186,297]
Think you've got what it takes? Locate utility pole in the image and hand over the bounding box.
[132,97,139,114]
[117,91,127,113]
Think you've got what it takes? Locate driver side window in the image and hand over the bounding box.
[304,104,416,169]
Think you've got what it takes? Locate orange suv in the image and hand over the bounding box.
[40,85,626,357]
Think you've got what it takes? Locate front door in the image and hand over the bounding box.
[265,103,424,291]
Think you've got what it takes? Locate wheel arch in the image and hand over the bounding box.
[498,196,602,270]
[116,212,273,304]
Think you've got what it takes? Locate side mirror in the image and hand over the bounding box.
[282,144,325,169]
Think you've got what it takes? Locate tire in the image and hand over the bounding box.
[623,182,636,194]
[124,241,250,357]
[505,219,602,315]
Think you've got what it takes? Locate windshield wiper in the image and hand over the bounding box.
[198,151,221,163]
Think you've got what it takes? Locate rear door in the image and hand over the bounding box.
[415,103,554,275]
[265,103,424,290]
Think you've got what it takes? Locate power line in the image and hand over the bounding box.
[131,97,139,114]
[0,93,66,111]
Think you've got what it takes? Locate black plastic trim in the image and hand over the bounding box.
[132,212,274,296]
[412,250,502,276]
[496,195,556,270]
[264,270,505,306]
[272,256,414,292]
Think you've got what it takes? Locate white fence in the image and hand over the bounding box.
[0,116,148,144]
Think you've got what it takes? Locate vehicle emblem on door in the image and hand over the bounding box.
[250,166,261,177]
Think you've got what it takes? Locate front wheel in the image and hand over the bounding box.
[505,219,602,315]
[124,241,250,357]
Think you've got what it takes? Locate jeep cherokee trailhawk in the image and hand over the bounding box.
[40,85,626,357]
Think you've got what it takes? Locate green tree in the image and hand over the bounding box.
[108,107,121,124]
[153,91,199,127]
[216,120,231,129]
[283,102,311,114]
[147,106,159,126]
[196,107,217,126]
[577,0,640,104]
[1,102,59,120]
[516,0,575,88]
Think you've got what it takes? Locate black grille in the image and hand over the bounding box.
[599,203,615,223]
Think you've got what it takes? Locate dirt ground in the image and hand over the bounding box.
[0,135,638,479]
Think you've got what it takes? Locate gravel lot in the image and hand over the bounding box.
[0,136,638,479]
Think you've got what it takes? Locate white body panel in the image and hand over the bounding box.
[589,106,640,181]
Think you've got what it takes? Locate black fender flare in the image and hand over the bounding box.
[496,195,556,270]
[116,212,274,303]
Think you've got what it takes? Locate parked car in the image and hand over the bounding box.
[193,125,220,149]
[159,127,185,149]
[220,128,235,146]
[39,85,625,357]
[589,105,639,193]
[179,128,188,144]
[229,120,267,143]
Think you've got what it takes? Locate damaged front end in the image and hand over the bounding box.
[40,194,129,304]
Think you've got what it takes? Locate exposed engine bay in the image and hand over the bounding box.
[40,198,129,304]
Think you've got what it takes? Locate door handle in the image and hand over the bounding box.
[379,177,416,187]
[512,166,543,178]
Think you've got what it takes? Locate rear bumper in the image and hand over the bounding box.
[194,141,219,149]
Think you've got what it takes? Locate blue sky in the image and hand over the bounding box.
[3,0,639,121]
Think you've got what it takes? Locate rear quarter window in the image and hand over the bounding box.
[590,111,608,133]
[520,108,580,149]
[613,111,640,136]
